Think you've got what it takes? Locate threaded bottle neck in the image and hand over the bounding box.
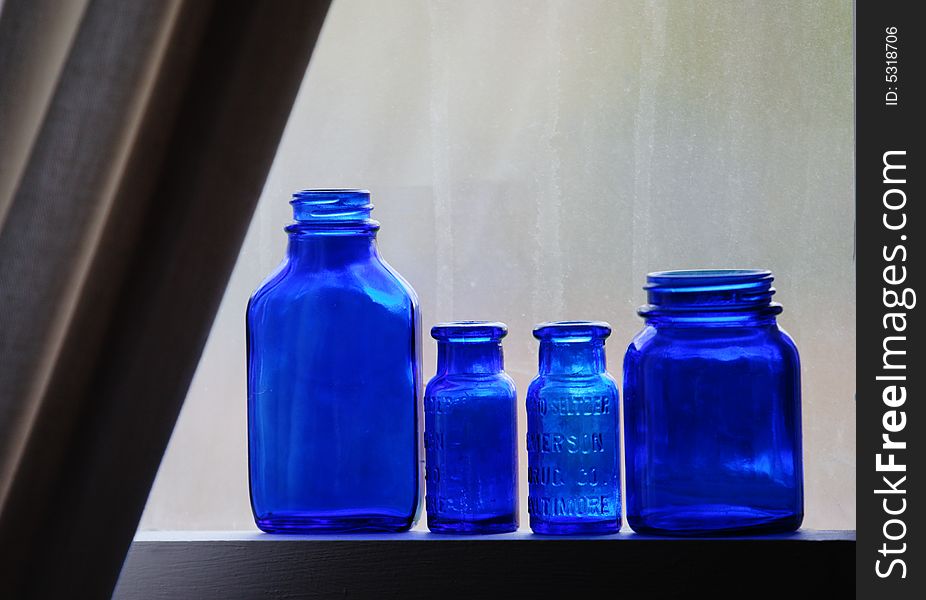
[286,189,379,234]
[639,269,782,325]
[282,189,381,264]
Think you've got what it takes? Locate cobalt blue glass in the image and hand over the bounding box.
[424,322,518,534]
[247,189,421,533]
[526,322,620,535]
[623,269,803,536]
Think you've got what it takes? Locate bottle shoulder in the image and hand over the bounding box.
[248,255,417,315]
[425,372,516,398]
[247,258,293,308]
[377,256,420,308]
[775,325,800,354]
[626,322,800,363]
[527,372,619,397]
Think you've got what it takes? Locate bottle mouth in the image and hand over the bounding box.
[640,269,780,316]
[288,189,378,228]
[431,321,507,343]
[533,321,611,342]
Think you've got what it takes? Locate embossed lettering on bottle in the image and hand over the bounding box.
[423,322,519,534]
[526,322,621,535]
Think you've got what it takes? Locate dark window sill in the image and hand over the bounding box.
[115,529,855,599]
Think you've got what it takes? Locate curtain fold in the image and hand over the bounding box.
[0,0,330,596]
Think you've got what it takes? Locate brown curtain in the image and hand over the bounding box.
[0,0,330,596]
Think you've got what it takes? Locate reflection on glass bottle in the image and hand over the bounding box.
[424,322,518,534]
[247,189,420,533]
[527,322,621,535]
[623,269,803,535]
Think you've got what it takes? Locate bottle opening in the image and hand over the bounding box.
[533,321,611,342]
[640,268,781,317]
[289,189,377,227]
[431,321,507,343]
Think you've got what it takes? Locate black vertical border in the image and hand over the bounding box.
[857,0,922,596]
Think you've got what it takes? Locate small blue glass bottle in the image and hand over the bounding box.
[247,189,420,533]
[526,322,620,535]
[424,322,518,534]
[623,269,803,535]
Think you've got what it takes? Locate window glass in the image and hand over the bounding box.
[141,0,854,531]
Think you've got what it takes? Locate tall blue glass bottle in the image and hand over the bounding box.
[424,322,518,534]
[247,189,420,533]
[526,322,620,535]
[623,269,803,535]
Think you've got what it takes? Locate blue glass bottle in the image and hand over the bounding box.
[526,322,620,535]
[247,189,420,533]
[623,269,803,535]
[424,322,518,534]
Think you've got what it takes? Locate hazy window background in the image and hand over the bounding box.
[140,0,854,531]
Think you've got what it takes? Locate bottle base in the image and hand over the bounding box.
[427,514,518,535]
[530,518,620,536]
[255,513,414,534]
[627,505,802,536]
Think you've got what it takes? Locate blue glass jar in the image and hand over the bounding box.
[623,269,803,535]
[526,322,621,535]
[424,322,518,534]
[247,189,420,533]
